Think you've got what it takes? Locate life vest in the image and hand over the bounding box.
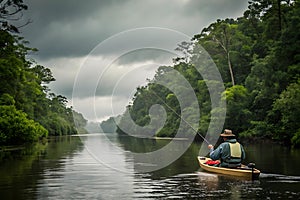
[229,142,242,158]
[222,142,242,168]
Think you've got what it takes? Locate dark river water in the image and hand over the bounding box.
[1,133,300,199]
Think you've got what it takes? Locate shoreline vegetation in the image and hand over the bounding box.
[102,0,300,148]
[0,1,87,146]
[1,1,300,148]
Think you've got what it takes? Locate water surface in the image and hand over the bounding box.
[0,133,299,199]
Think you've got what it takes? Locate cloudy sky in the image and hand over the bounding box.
[20,0,249,122]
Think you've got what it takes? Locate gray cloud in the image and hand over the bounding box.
[20,0,249,121]
[21,0,248,60]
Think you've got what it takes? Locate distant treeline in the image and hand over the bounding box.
[0,1,87,145]
[100,116,121,133]
[114,0,300,147]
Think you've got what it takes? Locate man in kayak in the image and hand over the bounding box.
[208,129,246,168]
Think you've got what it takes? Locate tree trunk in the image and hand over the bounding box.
[277,0,282,33]
[227,51,235,86]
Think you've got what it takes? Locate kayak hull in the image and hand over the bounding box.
[198,156,260,179]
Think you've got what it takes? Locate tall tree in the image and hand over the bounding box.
[194,19,251,86]
[196,19,236,86]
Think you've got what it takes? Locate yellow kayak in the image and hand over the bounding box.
[198,156,260,180]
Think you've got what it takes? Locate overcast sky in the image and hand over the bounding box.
[20,0,249,122]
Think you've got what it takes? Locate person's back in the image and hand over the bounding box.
[208,129,245,168]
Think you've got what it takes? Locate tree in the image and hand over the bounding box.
[194,19,252,86]
[0,1,86,144]
[195,20,236,86]
[271,80,300,144]
[0,0,29,33]
[116,0,300,147]
[221,85,251,133]
[0,105,48,145]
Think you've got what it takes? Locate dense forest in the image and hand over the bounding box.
[0,1,87,145]
[115,0,300,147]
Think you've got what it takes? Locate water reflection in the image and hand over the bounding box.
[0,133,300,199]
[0,136,83,199]
[117,134,200,174]
[244,142,300,176]
[117,134,300,199]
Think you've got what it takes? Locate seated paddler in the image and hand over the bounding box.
[208,129,245,168]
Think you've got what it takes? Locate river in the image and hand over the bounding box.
[0,133,300,199]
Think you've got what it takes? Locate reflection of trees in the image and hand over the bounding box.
[0,142,47,199]
[117,134,201,178]
[117,134,171,153]
[244,143,300,176]
[43,136,84,161]
[0,136,83,199]
[148,142,200,179]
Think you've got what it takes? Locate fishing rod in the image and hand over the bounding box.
[150,90,211,145]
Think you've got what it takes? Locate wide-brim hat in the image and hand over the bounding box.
[220,129,235,137]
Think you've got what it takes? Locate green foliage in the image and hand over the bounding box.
[291,129,300,148]
[241,121,273,138]
[0,4,87,145]
[116,0,300,147]
[194,18,252,86]
[0,105,48,145]
[271,80,300,143]
[0,93,15,105]
[222,85,252,133]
